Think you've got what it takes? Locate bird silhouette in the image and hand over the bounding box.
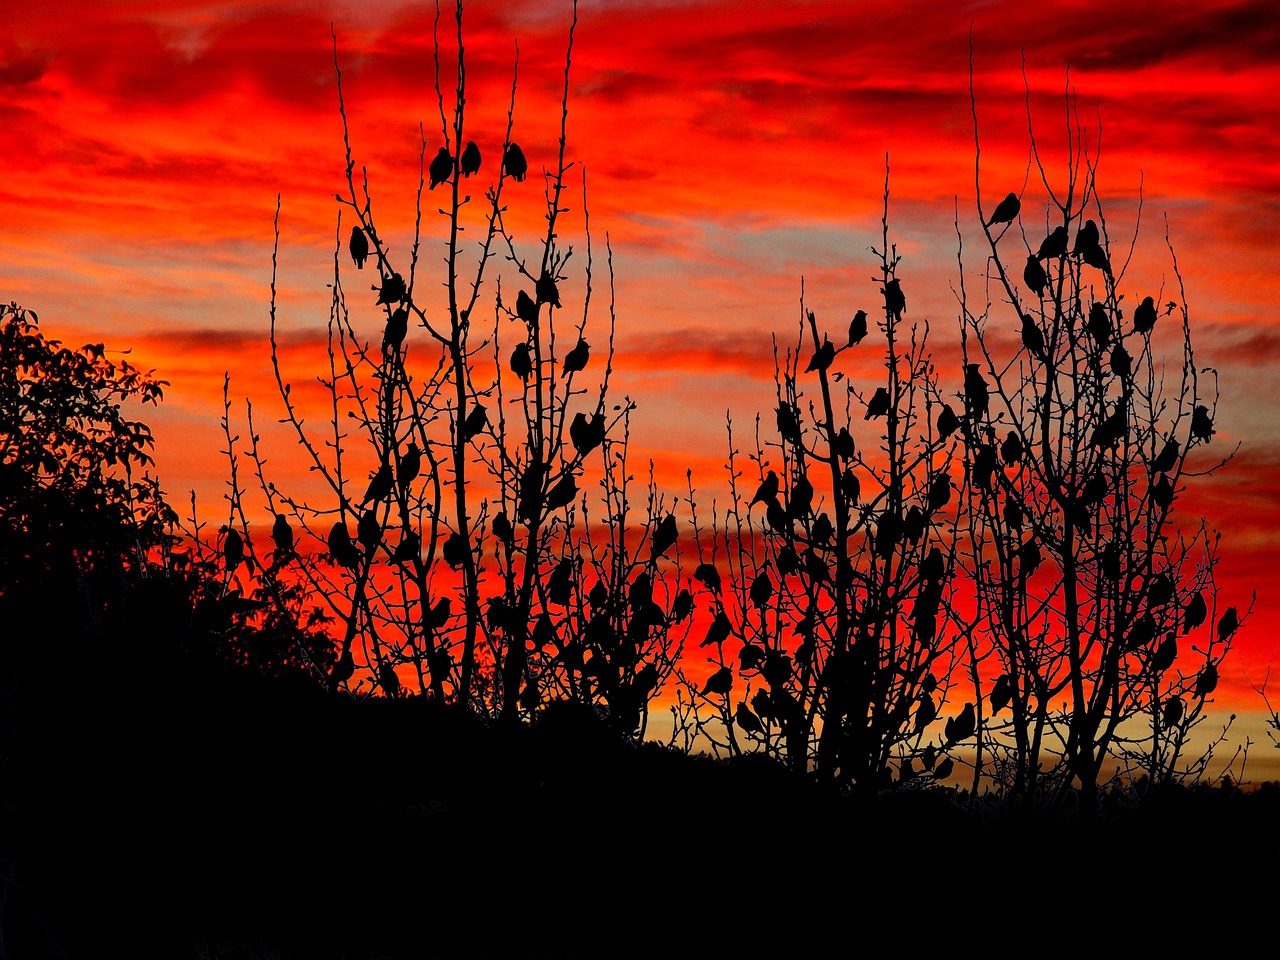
[383,306,408,354]
[787,475,814,520]
[810,511,834,546]
[271,513,293,556]
[1183,591,1207,633]
[1072,219,1100,257]
[750,471,779,508]
[1023,255,1047,296]
[363,463,394,505]
[735,702,763,735]
[805,337,835,374]
[516,289,539,326]
[1195,663,1218,698]
[1001,430,1023,466]
[328,522,360,569]
[429,147,454,189]
[840,467,860,506]
[1090,402,1127,450]
[650,513,678,560]
[377,272,406,306]
[766,497,790,536]
[491,510,514,547]
[1126,613,1156,652]
[986,191,1020,228]
[332,648,355,686]
[461,140,481,177]
[831,425,856,461]
[848,310,869,345]
[442,532,468,568]
[1109,344,1131,380]
[459,403,488,444]
[503,142,528,181]
[536,271,561,308]
[1004,498,1023,533]
[694,562,722,594]
[701,611,732,648]
[671,588,694,623]
[1190,405,1215,444]
[397,442,421,488]
[1019,539,1042,579]
[506,343,532,378]
[1217,606,1239,643]
[865,386,890,420]
[964,364,989,420]
[562,338,590,375]
[701,666,733,697]
[776,403,802,443]
[1151,438,1180,474]
[570,411,606,456]
[990,674,1013,714]
[357,508,381,552]
[1133,296,1157,335]
[1150,473,1175,509]
[971,444,997,493]
[378,660,401,696]
[883,279,906,317]
[349,226,369,270]
[1086,302,1112,347]
[1035,226,1068,260]
[937,404,960,441]
[1020,313,1045,361]
[914,694,937,734]
[1162,696,1184,727]
[391,530,419,565]
[944,703,976,745]
[927,474,952,513]
[1152,635,1177,673]
[749,569,772,608]
[545,473,578,512]
[222,527,244,572]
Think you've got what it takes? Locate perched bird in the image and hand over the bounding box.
[562,338,590,375]
[840,467,860,506]
[503,142,528,181]
[1150,473,1175,509]
[1090,402,1127,450]
[701,666,733,698]
[349,226,369,270]
[809,511,834,546]
[883,279,906,317]
[1217,606,1239,643]
[749,570,772,609]
[832,426,856,461]
[1079,470,1108,506]
[694,562,722,594]
[671,588,694,623]
[397,442,421,488]
[944,703,976,745]
[701,611,731,648]
[787,475,814,520]
[1152,635,1177,673]
[1086,302,1112,347]
[902,505,926,545]
[964,363,989,420]
[927,473,952,513]
[363,463,394,505]
[971,444,997,493]
[545,473,578,511]
[1109,344,1131,380]
[1001,430,1023,467]
[379,660,401,696]
[805,337,835,374]
[1004,498,1023,534]
[222,527,244,572]
[937,404,961,441]
[750,470,779,508]
[1020,313,1045,361]
[331,648,355,686]
[765,497,790,536]
[357,508,381,552]
[536,271,561,308]
[776,403,802,443]
[650,513,678,561]
[914,695,937,734]
[391,530,420,565]
[921,545,945,584]
[1162,696,1184,727]
[547,557,574,605]
[1183,591,1207,634]
[985,191,1020,228]
[459,403,488,444]
[328,522,360,569]
[570,411,606,456]
[1019,539,1042,579]
[516,289,539,326]
[735,702,763,735]
[1196,663,1219,698]
[848,310,869,345]
[1035,225,1068,260]
[429,146,454,189]
[510,341,533,380]
[491,510,514,547]
[383,306,408,354]
[271,513,293,557]
[990,674,1013,715]
[1151,438,1180,474]
[865,386,891,420]
[1072,219,1100,257]
[1133,296,1157,335]
[1190,405,1215,444]
[1024,255,1047,296]
[377,272,406,306]
[461,140,481,177]
[442,532,468,568]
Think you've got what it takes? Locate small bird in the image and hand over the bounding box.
[694,562,722,594]
[735,702,763,735]
[1133,296,1157,335]
[1019,538,1042,579]
[1217,606,1239,643]
[865,386,891,420]
[964,363,989,420]
[1152,635,1177,673]
[510,341,533,380]
[363,463,394,505]
[971,444,997,493]
[650,513,678,561]
[776,403,802,443]
[461,140,481,177]
[766,498,789,535]
[810,512,834,546]
[1195,663,1218,698]
[1086,302,1111,347]
[331,648,355,686]
[1001,430,1023,466]
[831,426,856,460]
[562,338,590,375]
[328,522,360,569]
[429,146,454,189]
[397,442,421,488]
[701,611,732,648]
[671,588,694,623]
[536,271,561,308]
[516,290,539,326]
[883,279,906,317]
[750,471,779,508]
[1091,402,1127,450]
[357,508,381,552]
[848,310,869,345]
[840,467,860,505]
[503,142,528,181]
[545,473,578,511]
[377,272,406,306]
[927,473,952,513]
[1004,498,1023,533]
[701,666,733,697]
[749,570,772,609]
[391,530,420,565]
[459,403,488,444]
[1020,313,1045,360]
[805,337,835,374]
[944,702,976,745]
[985,191,1020,228]
[1151,438,1180,474]
[786,475,814,520]
[990,674,1013,714]
[570,411,606,456]
[222,527,244,572]
[349,226,369,270]
[1109,344,1131,380]
[442,532,468,568]
[1023,255,1047,296]
[1072,219,1100,257]
[492,510,514,546]
[383,306,408,354]
[937,404,960,440]
[1190,405,1215,444]
[1183,591,1207,633]
[271,513,293,556]
[1150,473,1175,509]
[1035,225,1068,260]
[1162,696,1184,727]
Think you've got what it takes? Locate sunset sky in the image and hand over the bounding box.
[4,0,1278,737]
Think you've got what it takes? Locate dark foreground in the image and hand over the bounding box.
[4,646,1278,960]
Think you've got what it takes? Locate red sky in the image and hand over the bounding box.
[4,0,1278,736]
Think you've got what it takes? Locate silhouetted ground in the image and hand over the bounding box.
[3,622,1278,959]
